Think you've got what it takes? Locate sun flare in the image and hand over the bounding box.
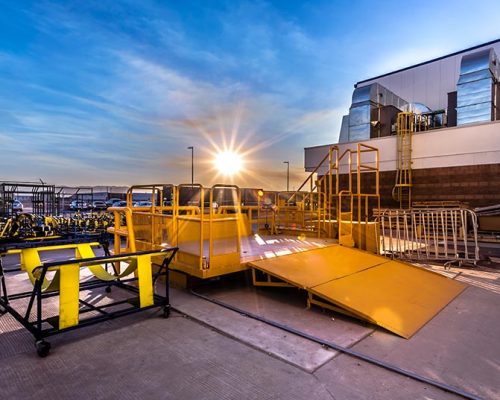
[214,151,243,176]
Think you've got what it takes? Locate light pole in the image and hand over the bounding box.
[283,161,289,192]
[187,146,194,185]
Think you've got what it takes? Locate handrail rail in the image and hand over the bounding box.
[294,145,338,193]
[33,247,178,271]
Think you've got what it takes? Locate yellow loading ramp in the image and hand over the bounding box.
[248,245,466,338]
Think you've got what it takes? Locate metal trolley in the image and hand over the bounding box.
[0,238,178,357]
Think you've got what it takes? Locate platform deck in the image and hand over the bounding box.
[176,234,336,262]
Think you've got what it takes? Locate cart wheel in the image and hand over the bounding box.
[35,340,51,358]
[163,306,171,319]
[105,286,112,293]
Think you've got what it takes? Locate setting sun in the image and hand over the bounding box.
[214,151,243,176]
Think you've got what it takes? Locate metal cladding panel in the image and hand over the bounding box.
[346,83,408,143]
[339,115,349,142]
[457,69,492,85]
[457,103,492,125]
[348,104,370,126]
[460,48,492,75]
[381,89,407,109]
[348,124,370,141]
[351,83,408,109]
[356,42,500,111]
[456,48,498,125]
[373,83,408,109]
[351,85,371,105]
[440,60,458,109]
[413,65,427,107]
[359,65,449,110]
[426,62,442,110]
[457,78,492,107]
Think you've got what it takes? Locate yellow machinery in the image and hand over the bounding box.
[106,143,381,280]
[108,184,247,279]
[0,239,177,356]
[0,141,470,350]
[279,143,381,251]
[102,142,466,338]
[249,245,466,338]
[106,142,381,281]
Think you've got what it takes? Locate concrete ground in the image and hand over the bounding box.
[1,250,499,399]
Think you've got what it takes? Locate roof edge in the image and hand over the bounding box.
[355,38,500,87]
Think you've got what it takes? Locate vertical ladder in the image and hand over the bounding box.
[393,112,413,209]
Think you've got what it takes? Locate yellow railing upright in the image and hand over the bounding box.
[284,143,380,250]
[284,145,341,237]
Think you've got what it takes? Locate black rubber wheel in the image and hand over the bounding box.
[105,286,112,293]
[163,306,171,319]
[35,340,51,358]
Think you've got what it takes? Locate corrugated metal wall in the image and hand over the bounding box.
[357,42,500,111]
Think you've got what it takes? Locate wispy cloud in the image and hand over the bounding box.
[1,1,497,188]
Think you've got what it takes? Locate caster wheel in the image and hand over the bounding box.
[35,340,51,358]
[163,306,171,318]
[105,286,112,293]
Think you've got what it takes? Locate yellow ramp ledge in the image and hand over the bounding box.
[249,245,466,338]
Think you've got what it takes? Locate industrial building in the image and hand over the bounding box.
[1,38,499,400]
[305,39,500,209]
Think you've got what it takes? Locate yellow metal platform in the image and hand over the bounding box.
[248,245,466,338]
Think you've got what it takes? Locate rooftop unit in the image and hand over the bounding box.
[340,83,408,143]
[457,48,500,125]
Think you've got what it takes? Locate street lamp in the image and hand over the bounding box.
[283,161,289,192]
[187,146,194,185]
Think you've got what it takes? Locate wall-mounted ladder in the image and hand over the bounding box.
[393,112,413,209]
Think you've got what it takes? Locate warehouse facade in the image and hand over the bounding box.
[305,39,500,208]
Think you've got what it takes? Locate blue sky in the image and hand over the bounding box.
[0,1,498,189]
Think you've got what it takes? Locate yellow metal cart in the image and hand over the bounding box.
[0,238,177,357]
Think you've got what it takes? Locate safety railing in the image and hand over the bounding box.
[376,208,480,266]
[109,184,246,278]
[288,145,341,236]
[273,191,325,237]
[263,143,380,249]
[107,206,136,253]
[337,190,354,247]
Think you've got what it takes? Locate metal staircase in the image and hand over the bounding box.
[283,143,380,248]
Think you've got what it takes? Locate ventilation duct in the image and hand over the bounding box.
[345,83,408,142]
[338,115,349,142]
[401,103,432,114]
[456,48,499,125]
